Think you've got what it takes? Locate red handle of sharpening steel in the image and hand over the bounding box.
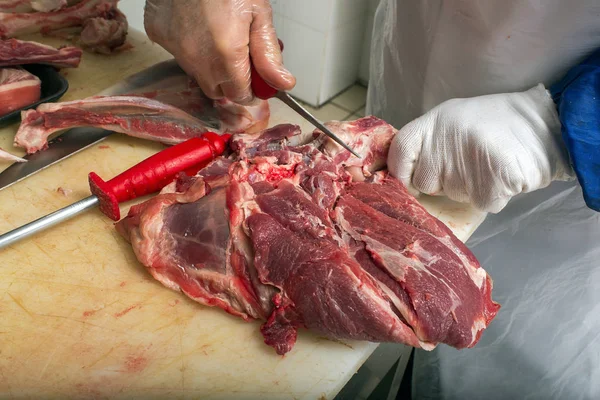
[88,132,231,221]
[250,39,285,100]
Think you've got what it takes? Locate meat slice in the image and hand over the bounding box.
[116,173,264,319]
[0,38,82,68]
[0,67,40,116]
[215,98,270,136]
[117,159,275,321]
[78,4,127,54]
[116,117,501,355]
[319,116,397,180]
[335,194,496,348]
[230,124,301,157]
[247,212,423,355]
[0,0,117,38]
[135,82,270,135]
[0,0,80,13]
[14,96,220,153]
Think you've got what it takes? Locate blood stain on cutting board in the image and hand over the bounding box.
[82,309,98,318]
[199,344,214,356]
[114,303,142,318]
[119,281,127,287]
[122,344,153,373]
[124,354,149,373]
[74,383,103,399]
[55,187,73,197]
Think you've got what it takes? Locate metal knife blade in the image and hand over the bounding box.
[0,128,110,191]
[0,59,221,192]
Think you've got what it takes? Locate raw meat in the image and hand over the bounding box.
[0,0,78,13]
[134,80,270,135]
[14,90,271,154]
[0,38,82,68]
[0,67,40,116]
[116,117,501,355]
[215,98,271,136]
[0,0,118,38]
[78,5,126,54]
[14,96,219,153]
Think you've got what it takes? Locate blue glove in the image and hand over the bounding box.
[551,48,600,212]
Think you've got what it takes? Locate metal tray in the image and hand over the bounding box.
[0,64,69,128]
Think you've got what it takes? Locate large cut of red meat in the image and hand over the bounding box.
[116,116,500,355]
[0,38,82,68]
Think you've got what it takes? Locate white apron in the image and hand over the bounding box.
[367,1,600,398]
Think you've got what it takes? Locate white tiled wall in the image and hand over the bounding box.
[119,0,145,33]
[272,0,370,107]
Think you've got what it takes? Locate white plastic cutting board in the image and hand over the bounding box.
[0,30,487,399]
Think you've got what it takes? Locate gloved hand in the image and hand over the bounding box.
[387,84,575,213]
[144,0,296,105]
[551,47,600,212]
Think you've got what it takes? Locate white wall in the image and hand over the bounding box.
[119,0,145,33]
[272,0,369,107]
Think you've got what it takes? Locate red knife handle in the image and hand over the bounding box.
[250,39,285,100]
[88,132,231,221]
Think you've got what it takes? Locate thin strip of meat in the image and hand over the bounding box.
[0,0,80,13]
[0,0,117,38]
[0,38,82,68]
[14,95,220,154]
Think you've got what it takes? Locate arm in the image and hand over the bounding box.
[388,47,600,213]
[550,48,600,211]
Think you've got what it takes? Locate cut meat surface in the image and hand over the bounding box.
[0,38,82,68]
[215,98,270,135]
[0,0,77,13]
[320,116,397,180]
[14,84,271,154]
[0,0,118,38]
[117,117,501,355]
[116,165,271,321]
[0,67,40,116]
[14,95,221,153]
[247,212,423,354]
[78,4,127,54]
[134,82,270,135]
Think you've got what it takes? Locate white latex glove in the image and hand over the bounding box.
[388,84,575,213]
[144,0,296,105]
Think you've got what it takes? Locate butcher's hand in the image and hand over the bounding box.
[144,0,296,105]
[388,84,575,213]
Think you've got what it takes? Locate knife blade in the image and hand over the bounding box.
[250,39,361,158]
[0,59,221,192]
